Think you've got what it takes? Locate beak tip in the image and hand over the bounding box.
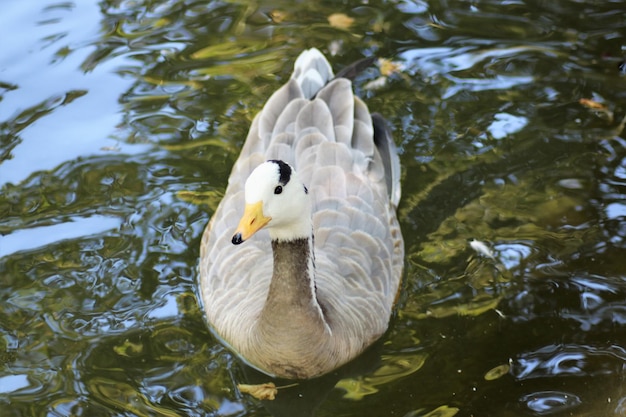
[232,233,244,245]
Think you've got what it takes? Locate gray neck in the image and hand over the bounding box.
[258,237,327,338]
[247,237,340,378]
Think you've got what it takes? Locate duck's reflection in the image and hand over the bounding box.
[239,341,385,417]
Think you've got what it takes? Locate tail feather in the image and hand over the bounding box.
[291,48,334,99]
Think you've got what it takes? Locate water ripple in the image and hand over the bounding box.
[521,391,582,415]
[512,344,626,380]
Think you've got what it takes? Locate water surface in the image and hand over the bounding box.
[2,1,626,416]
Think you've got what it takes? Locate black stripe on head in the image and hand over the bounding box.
[268,160,291,186]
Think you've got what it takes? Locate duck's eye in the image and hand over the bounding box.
[274,185,283,195]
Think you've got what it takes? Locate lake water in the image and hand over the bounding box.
[2,1,626,416]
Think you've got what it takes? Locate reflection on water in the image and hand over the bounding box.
[520,391,582,416]
[1,0,626,416]
[0,214,123,257]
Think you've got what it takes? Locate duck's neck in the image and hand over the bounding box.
[249,236,341,378]
[258,236,329,337]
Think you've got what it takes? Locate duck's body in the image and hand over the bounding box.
[199,48,404,379]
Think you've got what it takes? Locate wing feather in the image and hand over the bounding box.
[259,80,303,142]
[316,78,354,145]
[295,100,335,142]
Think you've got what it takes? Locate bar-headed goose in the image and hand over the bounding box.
[199,48,404,379]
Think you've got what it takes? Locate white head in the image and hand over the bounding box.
[232,160,311,244]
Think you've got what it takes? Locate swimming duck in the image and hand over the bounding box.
[199,48,404,379]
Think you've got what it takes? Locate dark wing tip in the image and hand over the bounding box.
[334,55,377,81]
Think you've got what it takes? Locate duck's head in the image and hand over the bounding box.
[232,160,310,245]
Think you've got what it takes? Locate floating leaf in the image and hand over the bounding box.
[237,382,278,400]
[578,98,607,110]
[484,363,510,381]
[363,59,405,90]
[269,10,288,23]
[378,58,402,77]
[579,97,613,123]
[328,13,354,30]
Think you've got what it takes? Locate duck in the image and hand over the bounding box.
[199,48,404,380]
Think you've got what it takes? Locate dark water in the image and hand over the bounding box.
[2,1,626,416]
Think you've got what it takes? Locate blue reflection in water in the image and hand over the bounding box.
[147,293,181,320]
[494,243,533,270]
[521,391,582,415]
[514,347,584,379]
[0,374,30,395]
[606,202,626,220]
[486,112,528,140]
[512,344,626,380]
[0,1,143,187]
[0,215,123,257]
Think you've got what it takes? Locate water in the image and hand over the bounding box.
[1,1,626,416]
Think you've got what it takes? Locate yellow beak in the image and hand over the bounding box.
[232,201,271,245]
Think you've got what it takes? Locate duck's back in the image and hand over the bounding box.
[200,48,403,357]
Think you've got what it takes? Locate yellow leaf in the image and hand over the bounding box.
[328,13,354,29]
[578,98,606,110]
[237,383,278,400]
[378,58,403,77]
[578,97,614,123]
[269,10,288,23]
[484,363,510,381]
